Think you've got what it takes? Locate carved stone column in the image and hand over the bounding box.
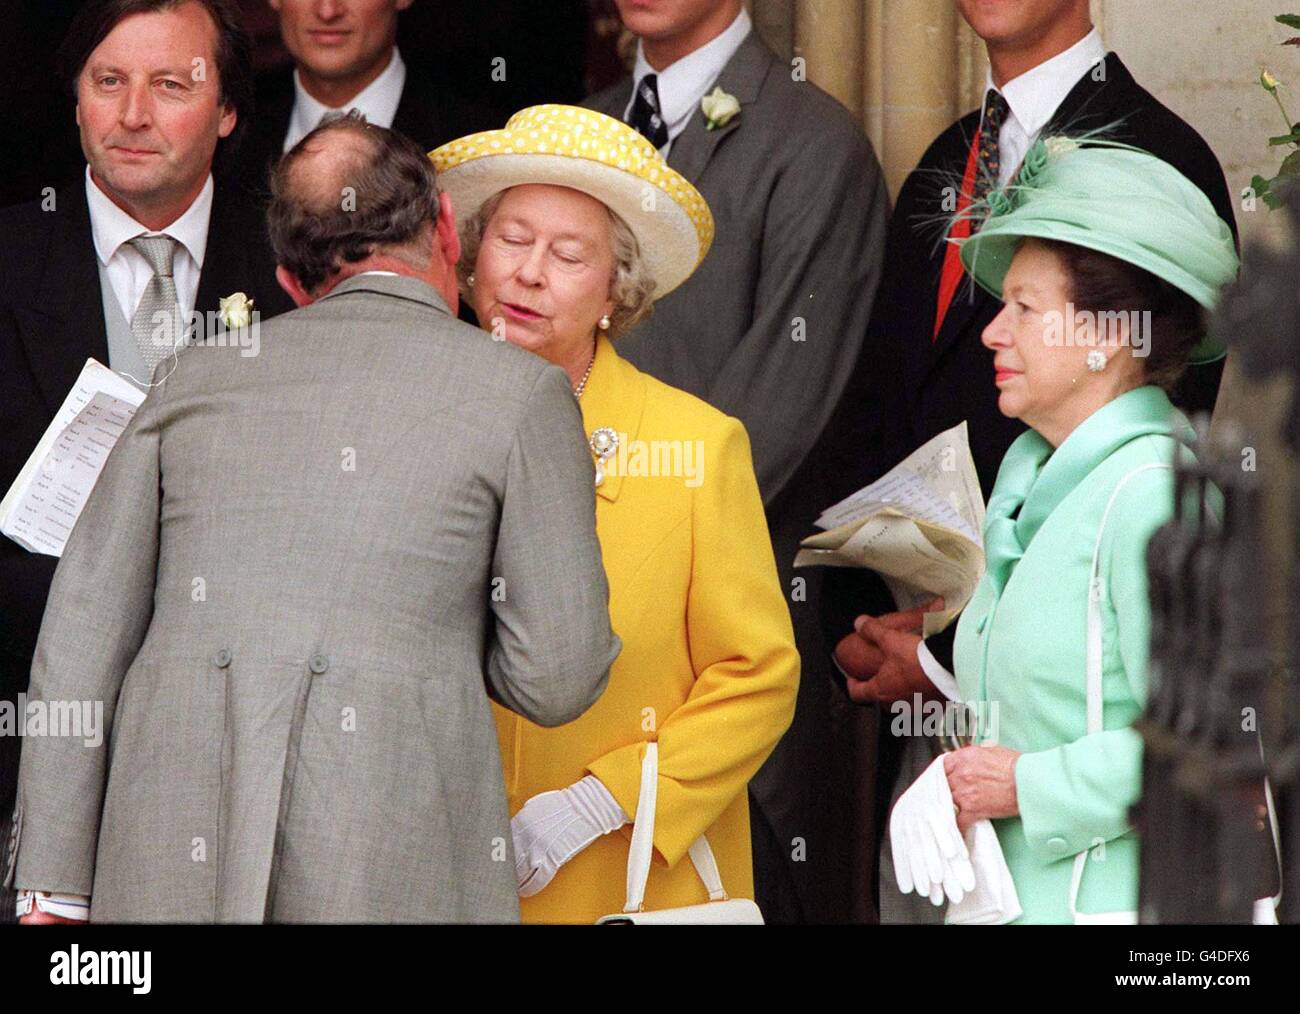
[752,0,987,198]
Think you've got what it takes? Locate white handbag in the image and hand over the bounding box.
[596,742,764,924]
[1070,464,1282,924]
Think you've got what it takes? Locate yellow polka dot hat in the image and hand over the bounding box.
[429,104,714,299]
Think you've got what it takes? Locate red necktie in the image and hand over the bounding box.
[932,131,981,341]
[933,91,1010,340]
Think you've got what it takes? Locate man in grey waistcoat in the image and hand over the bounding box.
[0,0,297,924]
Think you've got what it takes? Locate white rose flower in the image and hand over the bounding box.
[701,87,741,131]
[219,292,254,329]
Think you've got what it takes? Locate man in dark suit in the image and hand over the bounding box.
[236,0,494,198]
[585,0,890,923]
[0,0,291,923]
[816,0,1239,921]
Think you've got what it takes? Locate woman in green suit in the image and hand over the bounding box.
[926,139,1239,923]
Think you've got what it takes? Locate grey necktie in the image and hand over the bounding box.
[127,234,183,374]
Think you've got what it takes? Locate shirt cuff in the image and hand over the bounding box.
[917,641,960,701]
[16,889,91,921]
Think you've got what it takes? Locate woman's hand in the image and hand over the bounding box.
[943,744,1021,834]
[512,775,629,897]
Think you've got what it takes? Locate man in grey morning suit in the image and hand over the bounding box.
[586,0,888,923]
[7,114,620,923]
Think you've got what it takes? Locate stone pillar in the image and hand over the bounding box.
[793,0,865,118]
[752,1,988,199]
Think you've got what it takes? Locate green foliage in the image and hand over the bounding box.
[1255,15,1300,209]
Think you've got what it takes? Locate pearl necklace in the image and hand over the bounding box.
[573,348,597,398]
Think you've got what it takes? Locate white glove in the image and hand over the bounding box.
[889,754,976,906]
[512,775,630,897]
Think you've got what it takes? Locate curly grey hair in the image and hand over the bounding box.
[456,189,657,339]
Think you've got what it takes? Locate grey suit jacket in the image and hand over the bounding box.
[7,273,620,922]
[587,30,889,508]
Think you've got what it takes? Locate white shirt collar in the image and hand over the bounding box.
[85,164,213,267]
[984,27,1108,140]
[286,46,407,151]
[628,6,752,145]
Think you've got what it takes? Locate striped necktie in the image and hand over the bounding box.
[628,73,669,149]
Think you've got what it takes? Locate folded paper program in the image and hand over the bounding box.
[795,421,986,636]
[0,359,145,557]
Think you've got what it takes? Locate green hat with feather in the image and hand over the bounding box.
[956,136,1240,363]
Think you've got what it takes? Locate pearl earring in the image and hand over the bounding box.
[598,315,611,331]
[1086,350,1106,372]
[467,273,476,287]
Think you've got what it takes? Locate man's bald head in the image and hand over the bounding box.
[280,120,379,214]
[268,111,443,294]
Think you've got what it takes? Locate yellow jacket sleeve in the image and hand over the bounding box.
[587,416,800,867]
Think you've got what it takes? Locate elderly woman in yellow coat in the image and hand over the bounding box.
[430,106,800,923]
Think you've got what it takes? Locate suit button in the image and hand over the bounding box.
[308,653,329,675]
[212,649,232,668]
[1048,836,1069,854]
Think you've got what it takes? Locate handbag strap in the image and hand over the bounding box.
[623,742,728,913]
[1258,736,1284,922]
[1067,462,1284,923]
[1069,463,1170,922]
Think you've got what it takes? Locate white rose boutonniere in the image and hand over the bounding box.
[219,292,254,329]
[701,86,740,131]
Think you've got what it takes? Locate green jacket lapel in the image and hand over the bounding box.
[1017,386,1185,548]
[983,386,1187,594]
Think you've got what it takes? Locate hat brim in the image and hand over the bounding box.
[436,153,706,300]
[958,219,1226,364]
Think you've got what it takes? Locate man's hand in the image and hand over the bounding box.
[834,598,944,705]
[943,744,1021,834]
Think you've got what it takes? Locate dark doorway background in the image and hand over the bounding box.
[0,0,630,209]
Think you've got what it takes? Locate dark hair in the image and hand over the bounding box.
[267,112,442,294]
[57,0,254,166]
[1036,238,1205,393]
